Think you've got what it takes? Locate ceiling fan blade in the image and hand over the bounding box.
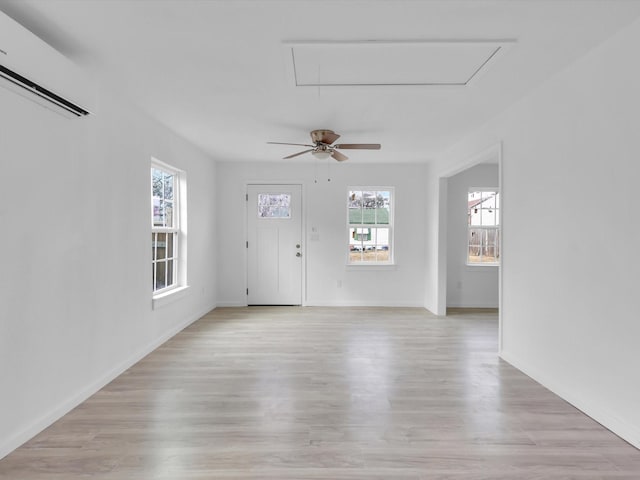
[283,149,313,159]
[267,141,315,147]
[331,150,349,162]
[333,143,381,150]
[321,131,341,145]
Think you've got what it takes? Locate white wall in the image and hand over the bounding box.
[446,164,499,308]
[0,82,218,458]
[434,17,640,447]
[216,161,427,307]
[423,163,444,315]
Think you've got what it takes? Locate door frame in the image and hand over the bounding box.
[244,182,306,306]
[437,142,503,353]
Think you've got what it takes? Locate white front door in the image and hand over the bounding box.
[247,184,302,305]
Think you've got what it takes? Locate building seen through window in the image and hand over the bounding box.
[468,190,500,265]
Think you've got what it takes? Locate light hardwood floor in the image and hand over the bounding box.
[1,307,639,479]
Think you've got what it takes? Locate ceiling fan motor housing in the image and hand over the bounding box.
[310,129,336,144]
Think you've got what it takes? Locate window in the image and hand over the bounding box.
[151,161,184,294]
[468,189,500,265]
[257,193,291,218]
[348,188,393,264]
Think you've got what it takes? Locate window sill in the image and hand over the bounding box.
[466,263,499,268]
[346,263,397,271]
[152,285,190,310]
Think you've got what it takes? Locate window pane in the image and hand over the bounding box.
[349,227,390,263]
[348,207,363,224]
[166,260,174,288]
[362,191,376,208]
[483,194,496,209]
[164,201,174,227]
[349,249,363,263]
[349,227,363,249]
[155,261,166,290]
[376,247,390,262]
[166,232,174,259]
[374,228,390,262]
[156,201,166,227]
[375,191,390,224]
[164,173,174,200]
[152,168,176,227]
[362,191,376,224]
[152,169,163,198]
[468,191,481,219]
[468,228,499,264]
[349,227,367,263]
[258,193,291,218]
[468,228,482,262]
[153,197,163,226]
[374,227,388,247]
[469,207,482,226]
[372,226,388,262]
[348,191,363,224]
[469,191,498,227]
[363,247,375,262]
[362,209,377,224]
[484,229,499,263]
[348,191,362,207]
[155,232,167,260]
[481,208,495,226]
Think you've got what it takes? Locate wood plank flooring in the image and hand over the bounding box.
[1,307,639,479]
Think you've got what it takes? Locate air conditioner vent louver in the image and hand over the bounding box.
[0,64,89,117]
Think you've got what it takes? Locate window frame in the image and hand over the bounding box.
[151,159,185,296]
[346,186,395,266]
[467,187,500,267]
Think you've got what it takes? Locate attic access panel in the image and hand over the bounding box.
[288,40,513,87]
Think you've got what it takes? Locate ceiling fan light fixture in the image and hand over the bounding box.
[312,150,332,160]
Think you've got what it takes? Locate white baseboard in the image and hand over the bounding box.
[446,302,499,308]
[215,301,248,307]
[215,301,428,308]
[0,303,215,460]
[305,300,427,308]
[500,350,640,450]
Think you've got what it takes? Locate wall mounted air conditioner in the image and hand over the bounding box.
[0,11,93,118]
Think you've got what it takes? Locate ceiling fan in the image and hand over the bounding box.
[267,129,381,162]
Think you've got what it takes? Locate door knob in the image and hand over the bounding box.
[296,244,301,248]
[296,252,302,257]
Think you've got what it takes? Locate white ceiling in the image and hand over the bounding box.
[1,0,640,164]
[288,40,510,87]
